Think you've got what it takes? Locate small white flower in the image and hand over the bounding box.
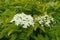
[38,14,55,26]
[39,20,43,24]
[45,20,51,26]
[10,13,34,28]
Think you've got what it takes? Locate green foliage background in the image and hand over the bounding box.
[0,0,60,40]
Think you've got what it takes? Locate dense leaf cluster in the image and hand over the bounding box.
[0,0,60,40]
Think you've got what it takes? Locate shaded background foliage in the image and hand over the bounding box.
[0,0,60,40]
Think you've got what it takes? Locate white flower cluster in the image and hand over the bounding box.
[10,12,56,28]
[38,14,55,26]
[10,13,34,28]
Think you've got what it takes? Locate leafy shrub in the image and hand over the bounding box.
[0,0,60,40]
